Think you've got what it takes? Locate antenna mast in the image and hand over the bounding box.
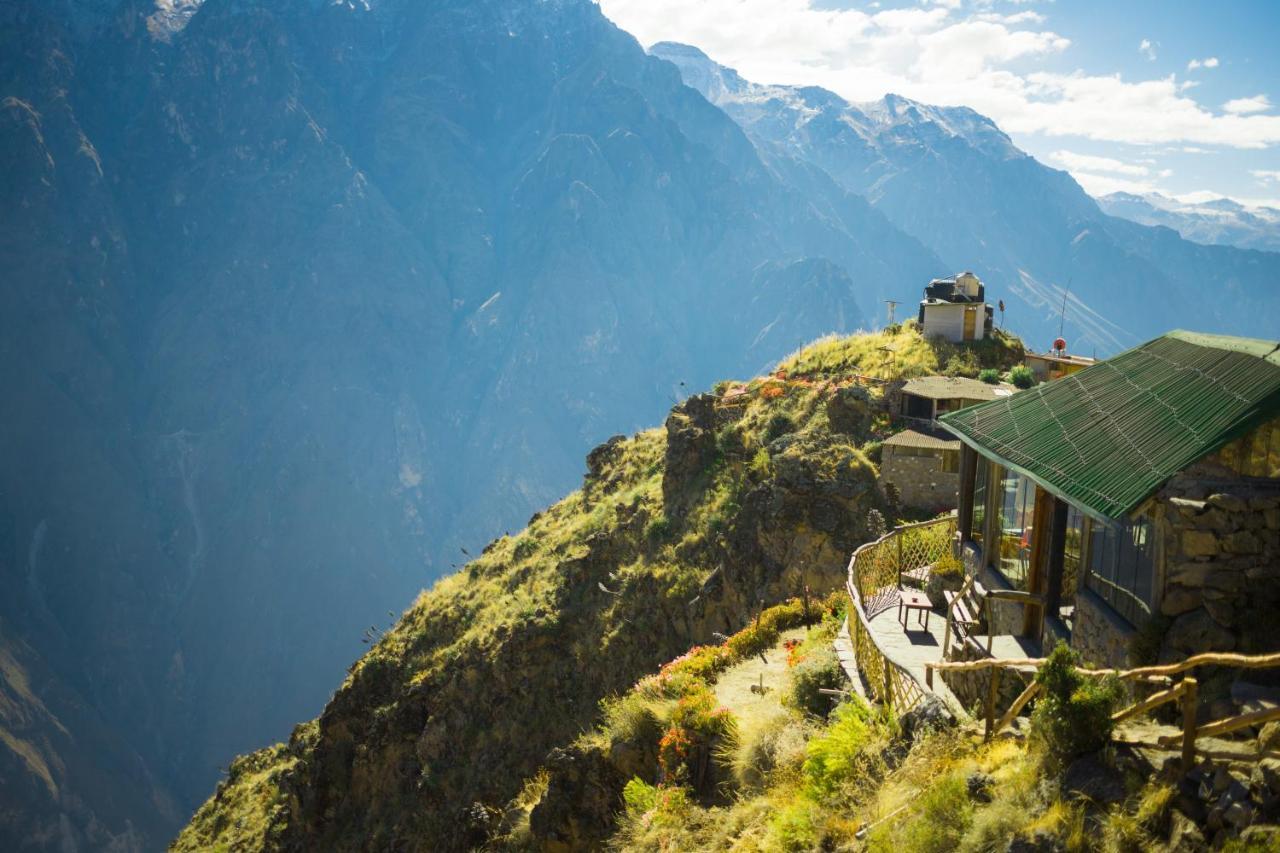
[1058,278,1072,339]
[884,300,900,328]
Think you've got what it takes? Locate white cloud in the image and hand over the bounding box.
[1138,39,1157,61]
[1253,170,1280,184]
[1186,56,1219,70]
[1223,95,1272,115]
[1049,150,1150,176]
[602,0,1280,149]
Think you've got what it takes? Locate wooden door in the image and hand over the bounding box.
[963,307,977,341]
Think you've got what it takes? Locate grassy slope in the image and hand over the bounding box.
[172,325,1025,852]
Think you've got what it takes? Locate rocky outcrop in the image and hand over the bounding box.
[662,395,720,511]
[528,746,628,852]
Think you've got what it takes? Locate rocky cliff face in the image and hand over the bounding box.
[0,1,941,847]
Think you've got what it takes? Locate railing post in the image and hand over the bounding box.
[897,534,904,586]
[883,666,893,708]
[984,667,1001,741]
[1181,677,1199,773]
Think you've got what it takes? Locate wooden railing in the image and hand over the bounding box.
[850,516,957,617]
[845,516,956,714]
[925,651,1280,769]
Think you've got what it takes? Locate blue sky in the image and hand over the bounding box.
[598,0,1280,208]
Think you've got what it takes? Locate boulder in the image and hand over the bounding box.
[585,435,627,482]
[899,693,955,741]
[825,385,873,436]
[1163,610,1236,659]
[1166,809,1208,852]
[1260,721,1280,753]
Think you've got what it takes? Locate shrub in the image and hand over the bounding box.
[764,413,797,443]
[749,447,771,479]
[658,686,737,784]
[1009,365,1036,389]
[767,798,819,851]
[868,771,972,853]
[644,515,672,544]
[802,699,880,798]
[1031,643,1124,761]
[622,777,658,816]
[978,368,1000,384]
[659,644,732,683]
[729,710,809,790]
[716,425,744,458]
[932,550,964,580]
[601,692,663,748]
[786,644,845,718]
[944,350,980,378]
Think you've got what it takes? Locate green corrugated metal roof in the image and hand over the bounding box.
[938,330,1280,520]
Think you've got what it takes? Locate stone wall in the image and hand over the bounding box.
[941,635,1032,715]
[1154,468,1280,662]
[880,449,958,512]
[1072,588,1136,669]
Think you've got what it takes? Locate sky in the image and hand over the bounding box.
[596,0,1280,209]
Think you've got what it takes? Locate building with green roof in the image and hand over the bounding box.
[935,330,1280,669]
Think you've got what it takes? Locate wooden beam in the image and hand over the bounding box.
[993,680,1042,738]
[958,445,977,540]
[1043,498,1068,635]
[985,667,1002,741]
[1112,682,1185,725]
[1022,486,1053,637]
[1181,678,1198,773]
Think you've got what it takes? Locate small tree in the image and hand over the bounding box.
[1031,643,1123,762]
[1009,365,1036,389]
[865,508,886,540]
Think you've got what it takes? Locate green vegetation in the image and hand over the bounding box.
[978,367,1000,384]
[1009,364,1036,389]
[1032,643,1124,762]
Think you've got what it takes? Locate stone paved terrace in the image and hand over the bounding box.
[865,599,962,710]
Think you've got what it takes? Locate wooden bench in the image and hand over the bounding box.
[944,579,986,649]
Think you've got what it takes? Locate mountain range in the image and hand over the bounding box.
[0,1,1276,849]
[651,42,1280,354]
[1098,191,1280,254]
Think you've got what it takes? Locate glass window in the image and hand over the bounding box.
[1085,515,1154,625]
[970,459,988,547]
[1059,506,1084,628]
[991,467,1036,590]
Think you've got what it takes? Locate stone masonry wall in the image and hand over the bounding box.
[880,449,958,512]
[1071,588,1136,669]
[1155,468,1280,663]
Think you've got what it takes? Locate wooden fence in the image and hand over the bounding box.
[845,516,956,713]
[925,650,1280,770]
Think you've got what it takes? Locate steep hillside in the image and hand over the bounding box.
[171,326,1025,851]
[650,43,1280,355]
[0,1,943,845]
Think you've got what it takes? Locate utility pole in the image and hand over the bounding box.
[883,300,900,328]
